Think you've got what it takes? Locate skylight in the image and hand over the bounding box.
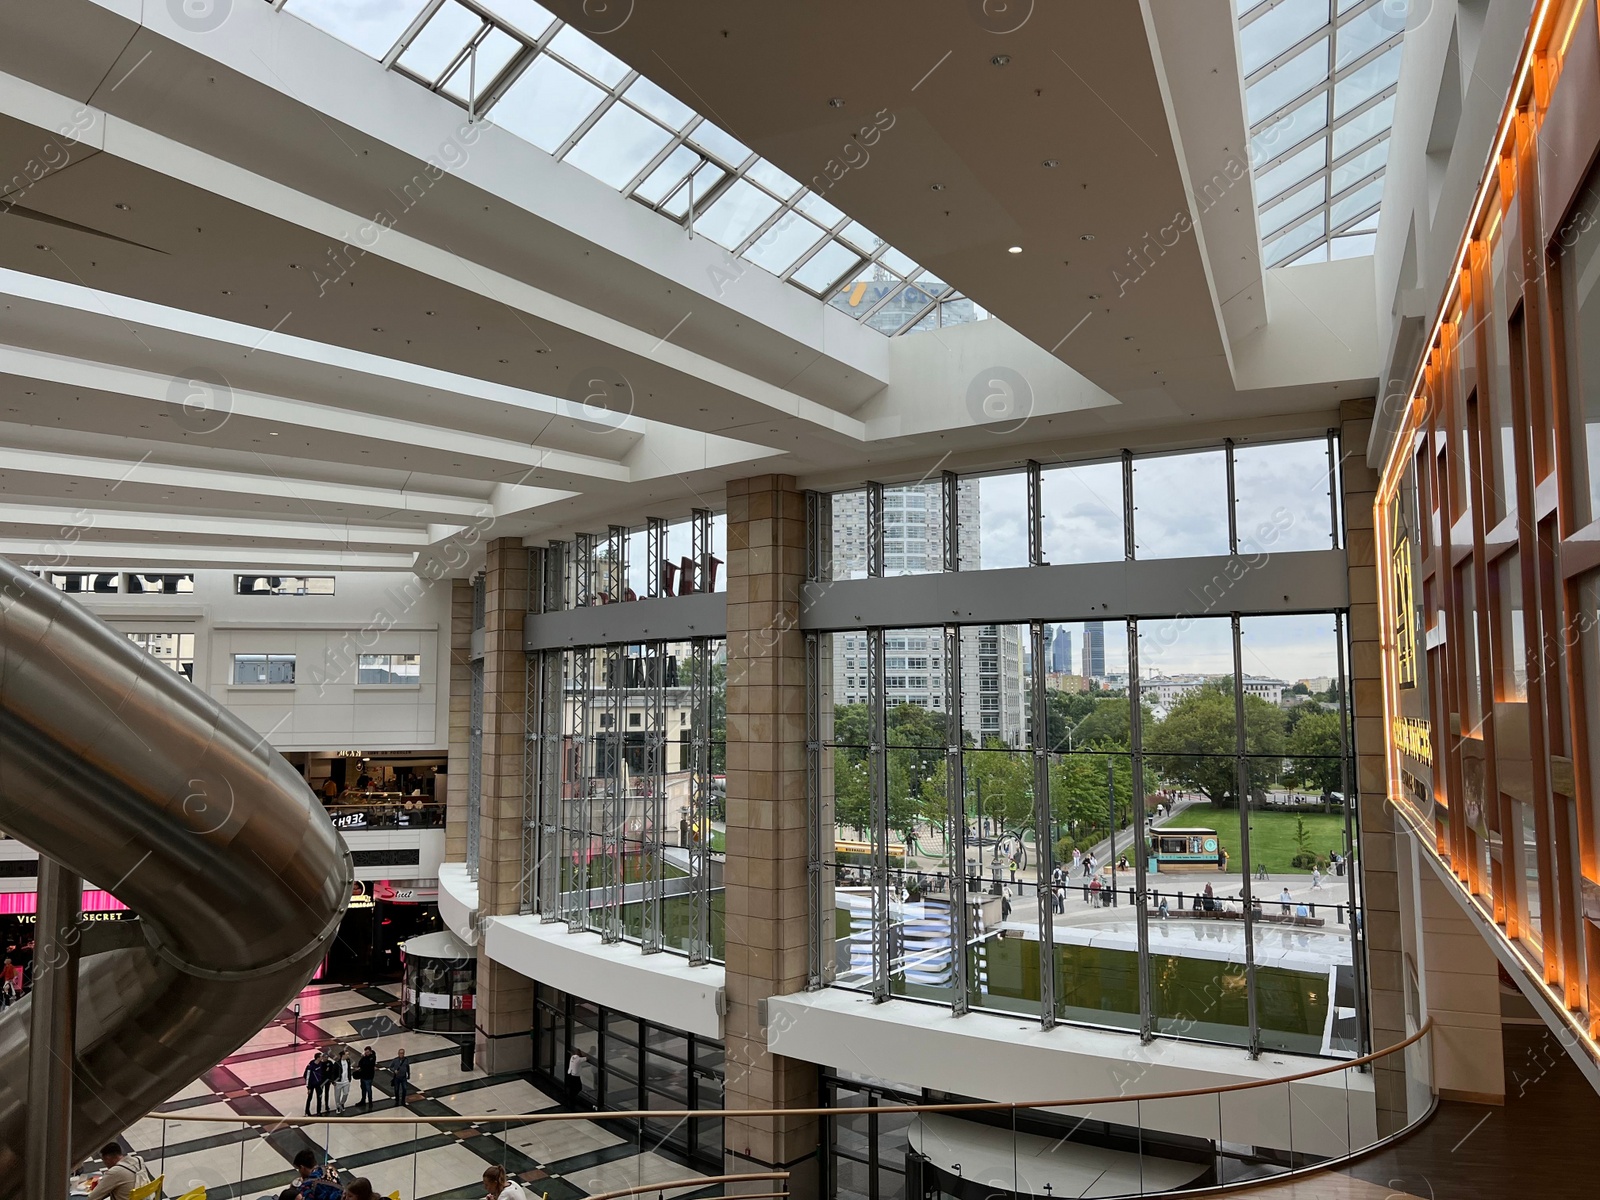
[272,0,987,335]
[1238,0,1406,267]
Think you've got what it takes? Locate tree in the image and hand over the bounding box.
[1289,681,1311,696]
[965,742,1032,832]
[1287,709,1344,795]
[1144,679,1286,805]
[1049,753,1134,849]
[832,747,869,837]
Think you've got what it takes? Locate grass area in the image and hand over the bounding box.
[1213,809,1348,873]
[709,828,726,853]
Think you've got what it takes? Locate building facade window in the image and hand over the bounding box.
[232,653,296,685]
[126,632,196,680]
[357,652,422,684]
[234,574,335,596]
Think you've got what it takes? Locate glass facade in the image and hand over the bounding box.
[532,982,724,1170]
[809,442,1362,1056]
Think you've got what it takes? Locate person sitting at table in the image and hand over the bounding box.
[86,1143,152,1200]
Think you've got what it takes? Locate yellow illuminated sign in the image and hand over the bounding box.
[1389,493,1417,689]
[1393,717,1432,764]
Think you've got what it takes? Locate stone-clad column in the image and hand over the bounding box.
[1342,399,1409,1132]
[722,475,819,1196]
[445,578,474,864]
[475,537,533,1072]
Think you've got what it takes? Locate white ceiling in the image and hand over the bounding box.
[0,0,1383,574]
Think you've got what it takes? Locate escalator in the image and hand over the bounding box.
[0,559,351,1182]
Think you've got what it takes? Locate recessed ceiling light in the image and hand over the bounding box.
[34,244,49,251]
[1079,234,1095,242]
[1042,159,1059,168]
[930,182,946,191]
[268,431,278,436]
[991,54,1011,66]
[114,202,131,211]
[372,327,383,332]
[1007,246,1023,254]
[1088,293,1102,300]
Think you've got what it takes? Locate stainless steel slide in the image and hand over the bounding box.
[0,559,351,1182]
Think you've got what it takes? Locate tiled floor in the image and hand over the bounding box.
[114,982,715,1200]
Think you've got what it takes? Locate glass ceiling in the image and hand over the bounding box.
[1238,0,1406,268]
[270,0,987,335]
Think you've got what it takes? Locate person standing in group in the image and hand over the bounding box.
[356,1045,377,1107]
[389,1048,412,1109]
[318,1049,336,1115]
[333,1047,353,1113]
[303,1050,325,1116]
[565,1048,587,1108]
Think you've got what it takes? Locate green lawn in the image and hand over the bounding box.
[1212,809,1348,873]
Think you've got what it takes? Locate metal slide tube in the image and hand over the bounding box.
[0,559,350,1184]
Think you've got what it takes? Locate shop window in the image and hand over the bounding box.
[232,653,295,685]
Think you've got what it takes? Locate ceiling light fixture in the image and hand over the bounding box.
[828,97,845,108]
[1008,246,1023,254]
[930,183,946,191]
[1042,159,1059,168]
[114,202,131,211]
[991,54,1011,66]
[1079,234,1095,242]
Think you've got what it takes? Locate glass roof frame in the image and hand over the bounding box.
[1239,0,1406,267]
[272,0,985,335]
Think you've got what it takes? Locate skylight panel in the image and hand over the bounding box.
[1239,0,1328,75]
[490,55,606,152]
[281,0,431,59]
[694,179,782,251]
[395,1,480,83]
[1239,0,1406,266]
[788,240,861,296]
[742,212,830,276]
[272,0,976,335]
[1246,37,1328,125]
[564,103,674,189]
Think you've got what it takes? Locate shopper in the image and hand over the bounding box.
[86,1143,152,1200]
[483,1164,533,1200]
[356,1045,377,1107]
[303,1051,325,1116]
[333,1047,353,1113]
[319,1049,336,1114]
[342,1180,376,1200]
[565,1048,588,1108]
[389,1048,412,1109]
[282,1149,342,1200]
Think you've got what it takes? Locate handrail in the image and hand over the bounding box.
[584,1173,787,1200]
[149,1018,1430,1126]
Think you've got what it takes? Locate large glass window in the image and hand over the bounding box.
[957,472,1028,571]
[1133,448,1231,559]
[357,652,422,684]
[1233,438,1338,552]
[1039,459,1125,565]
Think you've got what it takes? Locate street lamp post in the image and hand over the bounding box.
[1107,756,1117,906]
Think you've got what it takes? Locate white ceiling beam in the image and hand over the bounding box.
[0,500,429,547]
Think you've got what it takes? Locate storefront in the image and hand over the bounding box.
[531,981,724,1170]
[321,881,445,983]
[400,929,475,1033]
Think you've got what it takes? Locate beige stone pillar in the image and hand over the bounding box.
[474,537,534,1073]
[1342,398,1410,1132]
[722,475,819,1196]
[445,578,474,864]
[1418,867,1505,1103]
